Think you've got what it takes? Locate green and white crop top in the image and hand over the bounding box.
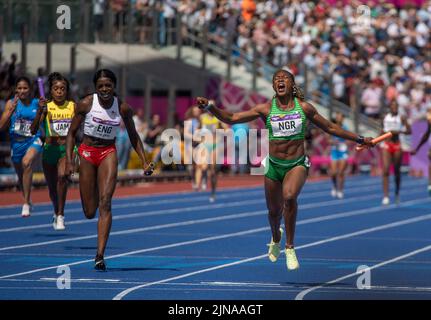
[265,97,306,141]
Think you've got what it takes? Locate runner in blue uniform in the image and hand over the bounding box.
[0,76,45,217]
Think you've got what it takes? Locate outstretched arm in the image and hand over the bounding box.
[302,101,374,146]
[196,96,267,125]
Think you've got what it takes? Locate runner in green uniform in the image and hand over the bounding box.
[196,69,375,271]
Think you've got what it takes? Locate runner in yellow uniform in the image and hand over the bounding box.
[31,72,76,230]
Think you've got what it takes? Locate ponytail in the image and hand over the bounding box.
[293,84,305,100]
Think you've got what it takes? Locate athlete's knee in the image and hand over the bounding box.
[283,189,297,200]
[282,194,297,208]
[83,206,97,219]
[99,195,112,213]
[21,158,33,170]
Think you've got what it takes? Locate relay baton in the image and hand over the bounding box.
[356,132,393,151]
[37,77,45,99]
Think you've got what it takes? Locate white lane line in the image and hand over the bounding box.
[0,177,420,219]
[0,189,265,220]
[295,243,431,300]
[0,175,380,210]
[112,213,431,300]
[40,278,121,283]
[0,227,268,280]
[0,184,427,233]
[1,211,430,293]
[1,195,429,252]
[0,176,403,221]
[0,184,267,209]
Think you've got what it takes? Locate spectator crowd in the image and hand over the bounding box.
[1,0,431,176]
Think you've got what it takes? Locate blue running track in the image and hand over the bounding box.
[0,175,430,300]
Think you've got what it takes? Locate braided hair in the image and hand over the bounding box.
[273,69,305,100]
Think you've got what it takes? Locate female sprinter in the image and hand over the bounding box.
[381,100,411,205]
[196,69,374,271]
[329,112,349,199]
[65,69,153,271]
[0,76,44,217]
[31,72,75,230]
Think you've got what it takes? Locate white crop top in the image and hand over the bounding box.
[383,113,402,132]
[84,94,121,140]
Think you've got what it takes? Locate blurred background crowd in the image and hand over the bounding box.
[1,0,431,181]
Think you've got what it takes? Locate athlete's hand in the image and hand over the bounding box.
[410,150,417,156]
[143,162,155,176]
[196,97,209,110]
[358,137,375,149]
[38,97,47,114]
[9,96,19,113]
[65,161,75,182]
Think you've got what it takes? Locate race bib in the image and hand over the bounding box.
[92,116,120,139]
[50,119,71,136]
[14,119,33,137]
[270,113,303,137]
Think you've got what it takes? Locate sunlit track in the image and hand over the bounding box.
[0,176,430,300]
[0,176,416,220]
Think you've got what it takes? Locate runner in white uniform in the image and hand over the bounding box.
[65,69,154,271]
[381,101,411,205]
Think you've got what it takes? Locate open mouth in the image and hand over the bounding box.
[277,82,286,92]
[100,93,110,99]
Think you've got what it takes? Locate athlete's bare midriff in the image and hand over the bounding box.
[82,135,116,148]
[269,139,305,160]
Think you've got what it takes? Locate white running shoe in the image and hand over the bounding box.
[331,188,337,197]
[267,228,284,262]
[337,191,344,199]
[382,197,390,205]
[209,195,215,203]
[285,248,300,270]
[21,203,31,217]
[53,215,66,230]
